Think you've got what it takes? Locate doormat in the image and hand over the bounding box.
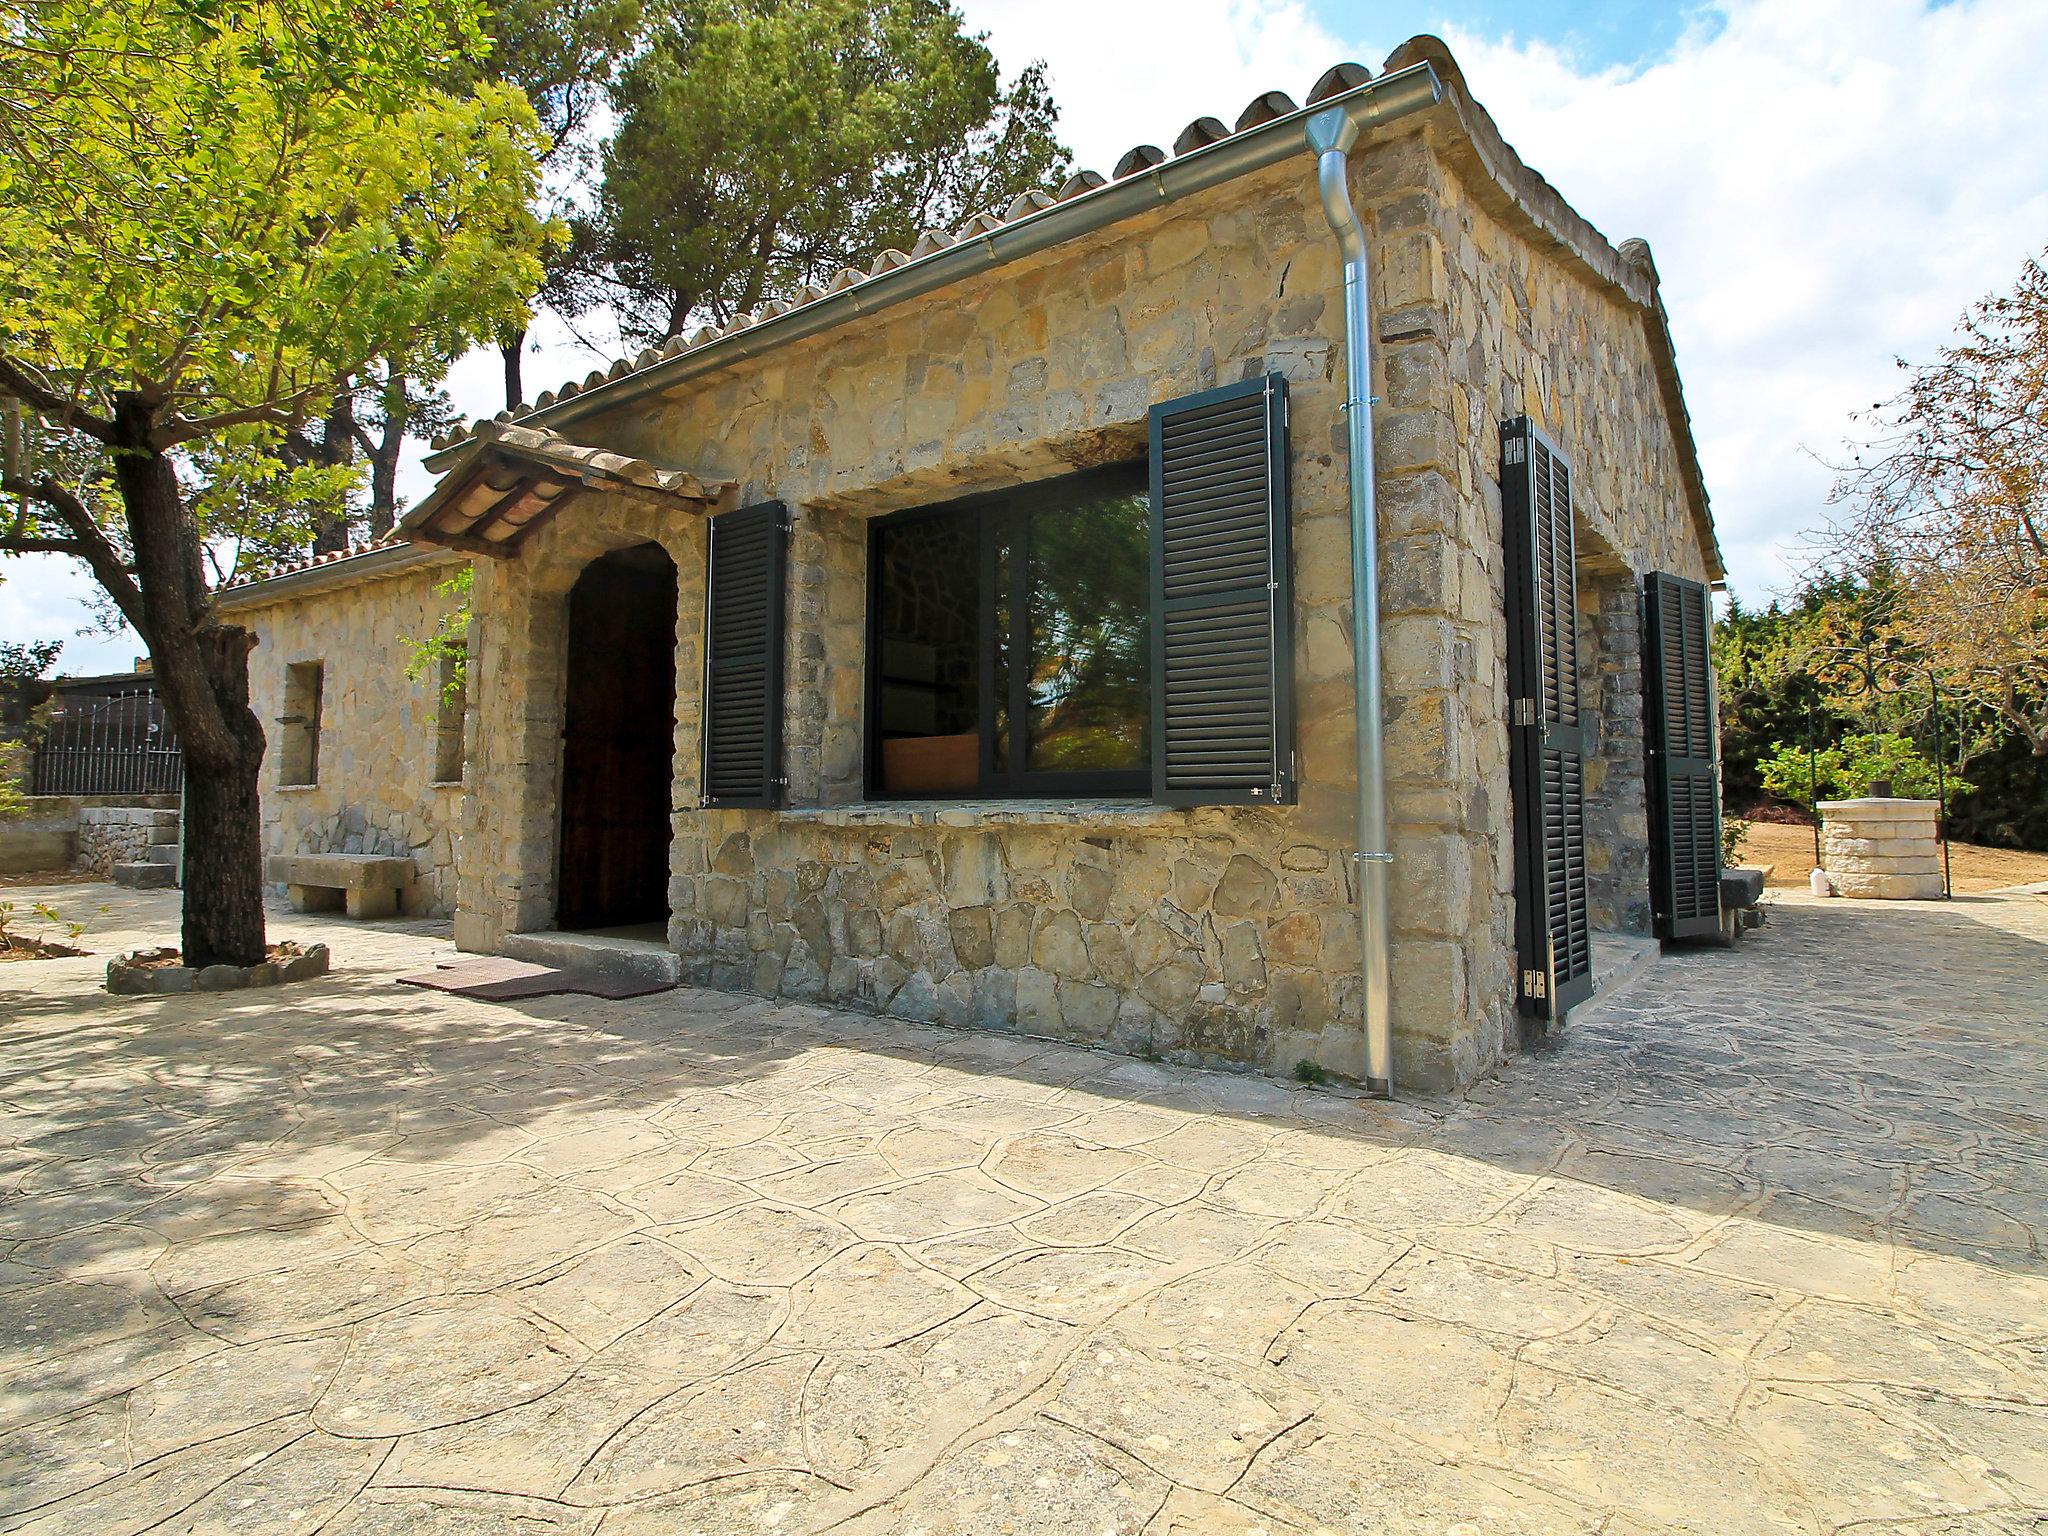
[396,956,673,1001]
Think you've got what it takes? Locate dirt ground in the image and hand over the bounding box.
[1736,817,2048,893]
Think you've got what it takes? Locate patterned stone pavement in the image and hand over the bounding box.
[1,883,2044,1534]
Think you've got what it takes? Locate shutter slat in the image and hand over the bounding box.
[1149,375,1293,806]
[701,502,788,808]
[1503,418,1594,1022]
[1643,571,1722,938]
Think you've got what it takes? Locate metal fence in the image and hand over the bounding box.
[29,687,184,796]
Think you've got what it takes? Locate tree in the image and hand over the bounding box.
[0,638,61,747]
[1827,251,2048,757]
[573,0,1068,345]
[0,0,554,966]
[462,0,645,408]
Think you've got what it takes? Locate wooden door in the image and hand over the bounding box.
[557,544,677,930]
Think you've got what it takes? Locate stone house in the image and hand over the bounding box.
[217,36,1726,1092]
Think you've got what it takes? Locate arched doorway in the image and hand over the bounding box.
[556,542,677,932]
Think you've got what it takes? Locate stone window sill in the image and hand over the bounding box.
[429,779,466,790]
[275,782,321,793]
[776,799,1199,829]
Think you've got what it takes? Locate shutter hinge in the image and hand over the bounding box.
[1514,697,1542,728]
[1521,968,1548,1000]
[1504,435,1526,466]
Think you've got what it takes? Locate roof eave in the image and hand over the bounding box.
[214,542,459,611]
[426,61,1447,470]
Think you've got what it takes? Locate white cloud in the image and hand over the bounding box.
[9,0,2040,667]
[1421,0,2048,603]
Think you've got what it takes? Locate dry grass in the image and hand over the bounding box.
[1735,818,2048,893]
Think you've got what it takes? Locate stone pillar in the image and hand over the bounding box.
[1819,798,1943,899]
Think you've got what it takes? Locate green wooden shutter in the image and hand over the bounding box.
[1501,417,1594,1019]
[1642,570,1722,939]
[1148,374,1294,806]
[701,501,788,808]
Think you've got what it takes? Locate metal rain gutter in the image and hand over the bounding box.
[212,542,452,611]
[1305,96,1396,1097]
[475,61,1445,451]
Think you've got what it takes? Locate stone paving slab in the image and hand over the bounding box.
[0,885,2044,1533]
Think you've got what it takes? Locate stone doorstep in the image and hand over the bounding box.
[110,862,176,890]
[500,930,682,987]
[144,842,181,865]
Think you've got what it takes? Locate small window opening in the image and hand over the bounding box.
[279,662,324,786]
[431,648,467,784]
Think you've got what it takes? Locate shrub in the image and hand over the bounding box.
[1758,732,1974,812]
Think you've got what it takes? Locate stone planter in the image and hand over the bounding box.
[107,943,330,995]
[1818,798,1943,900]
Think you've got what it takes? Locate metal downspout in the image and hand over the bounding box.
[1305,104,1394,1096]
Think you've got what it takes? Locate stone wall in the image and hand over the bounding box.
[232,560,470,917]
[73,806,172,876]
[1382,117,1717,1076]
[437,116,1714,1088]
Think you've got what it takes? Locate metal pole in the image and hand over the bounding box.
[1806,700,1821,867]
[1929,669,1952,899]
[1306,101,1394,1097]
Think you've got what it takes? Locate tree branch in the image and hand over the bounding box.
[150,389,321,450]
[0,355,115,444]
[0,537,91,555]
[0,471,147,630]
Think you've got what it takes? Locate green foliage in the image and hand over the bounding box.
[577,0,1070,341]
[1758,732,1975,812]
[0,897,103,953]
[1713,580,1860,809]
[0,641,61,684]
[403,567,475,709]
[0,0,557,460]
[1292,1058,1328,1086]
[1721,816,1750,868]
[0,740,30,819]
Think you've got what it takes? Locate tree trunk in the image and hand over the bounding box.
[310,385,357,555]
[367,368,406,537]
[111,394,270,969]
[502,331,524,412]
[178,628,269,968]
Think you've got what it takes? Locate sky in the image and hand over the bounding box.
[6,0,2044,677]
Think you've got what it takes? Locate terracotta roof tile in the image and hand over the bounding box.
[1307,62,1370,103]
[1234,90,1297,131]
[1112,144,1166,178]
[458,59,1409,435]
[1172,117,1231,156]
[435,35,1711,581]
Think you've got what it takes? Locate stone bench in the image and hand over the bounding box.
[266,853,414,919]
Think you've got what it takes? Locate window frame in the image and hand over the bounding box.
[278,660,324,788]
[862,462,1152,802]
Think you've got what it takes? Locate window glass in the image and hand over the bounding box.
[873,513,980,794]
[867,464,1148,797]
[1026,487,1149,773]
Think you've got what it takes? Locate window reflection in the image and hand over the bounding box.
[874,514,980,793]
[1027,489,1149,772]
[867,464,1149,796]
